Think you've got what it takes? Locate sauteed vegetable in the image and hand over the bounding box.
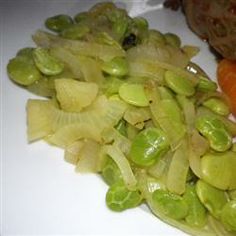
[7,2,236,236]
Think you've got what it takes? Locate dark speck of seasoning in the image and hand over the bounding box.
[122,33,137,50]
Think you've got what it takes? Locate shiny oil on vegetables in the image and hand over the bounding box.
[7,2,236,236]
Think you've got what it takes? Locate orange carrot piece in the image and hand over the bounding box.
[217,59,236,117]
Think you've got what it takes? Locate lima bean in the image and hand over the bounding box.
[195,116,232,152]
[229,190,236,200]
[152,189,188,220]
[74,12,88,23]
[201,151,236,190]
[196,180,228,219]
[129,127,169,167]
[7,57,41,86]
[183,185,207,227]
[164,33,181,48]
[103,76,123,96]
[197,76,217,92]
[60,24,90,40]
[119,83,149,107]
[102,57,129,77]
[102,156,122,186]
[144,29,166,46]
[203,98,230,116]
[164,70,195,96]
[113,19,128,40]
[16,47,35,64]
[158,86,174,100]
[106,181,142,211]
[45,14,73,32]
[33,48,64,76]
[133,17,149,31]
[221,200,236,232]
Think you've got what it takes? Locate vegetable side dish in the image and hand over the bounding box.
[6,2,236,236]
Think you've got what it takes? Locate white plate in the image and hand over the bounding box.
[1,0,218,235]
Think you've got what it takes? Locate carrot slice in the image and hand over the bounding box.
[217,59,236,117]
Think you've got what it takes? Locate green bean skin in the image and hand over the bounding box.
[221,200,236,232]
[129,128,169,167]
[152,189,188,220]
[33,48,64,76]
[7,57,41,86]
[196,180,228,219]
[45,14,73,33]
[106,182,142,211]
[195,116,232,152]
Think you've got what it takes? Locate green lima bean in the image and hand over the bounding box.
[164,33,181,48]
[200,151,236,190]
[129,127,169,167]
[183,185,207,227]
[102,156,122,186]
[152,189,188,220]
[106,181,142,211]
[203,98,230,116]
[164,70,195,96]
[45,14,73,33]
[195,116,232,152]
[221,200,236,232]
[33,48,64,76]
[7,57,41,86]
[196,180,228,219]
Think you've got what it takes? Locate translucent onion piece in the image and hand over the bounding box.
[46,123,101,148]
[189,129,209,178]
[64,140,85,165]
[33,30,125,61]
[77,56,105,85]
[75,139,101,173]
[102,127,131,155]
[55,79,98,112]
[124,106,151,129]
[167,139,189,195]
[27,99,54,142]
[104,144,137,190]
[148,151,173,179]
[50,47,83,78]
